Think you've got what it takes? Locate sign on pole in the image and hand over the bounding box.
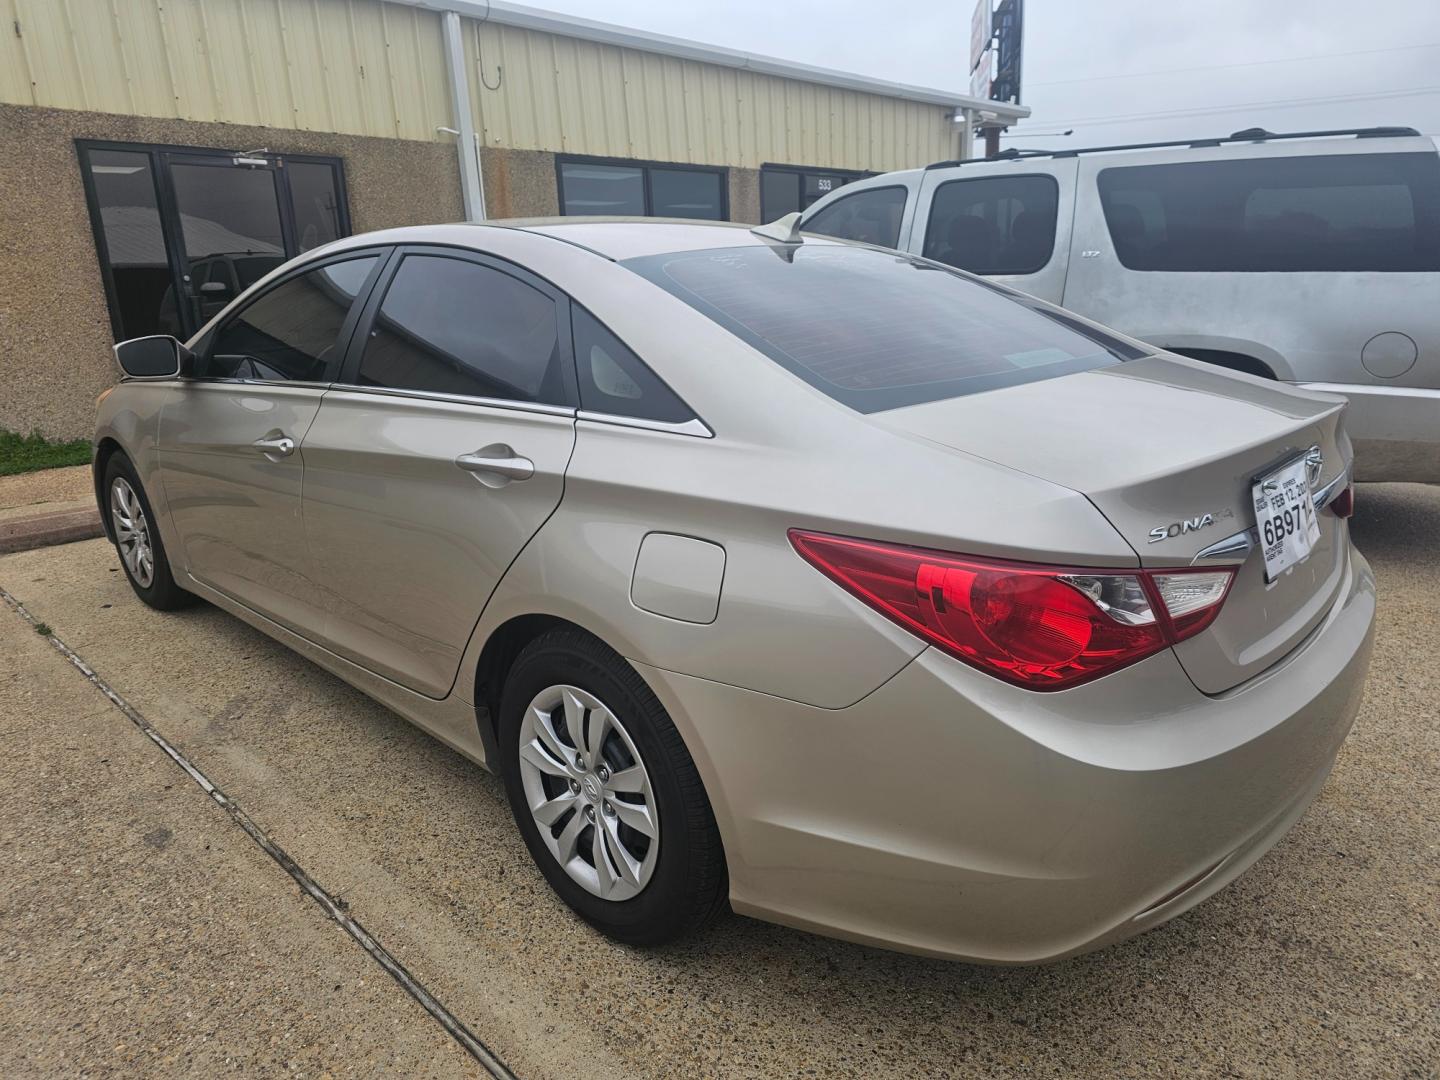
[969,51,991,99]
[970,0,992,74]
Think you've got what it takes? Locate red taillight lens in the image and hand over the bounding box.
[1330,485,1354,519]
[789,530,1235,691]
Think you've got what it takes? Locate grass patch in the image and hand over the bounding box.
[0,430,91,477]
[34,622,53,637]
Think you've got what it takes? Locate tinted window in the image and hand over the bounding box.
[559,162,645,215]
[761,170,801,220]
[201,256,377,381]
[289,161,345,252]
[626,244,1128,413]
[358,255,566,404]
[650,168,724,220]
[85,149,170,340]
[923,175,1059,275]
[1098,152,1440,272]
[803,187,907,249]
[572,306,695,423]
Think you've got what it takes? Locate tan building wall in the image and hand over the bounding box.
[0,103,463,440]
[1,0,961,176]
[463,20,958,172]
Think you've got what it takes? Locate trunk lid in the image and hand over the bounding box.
[880,356,1351,693]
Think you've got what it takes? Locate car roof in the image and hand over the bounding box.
[484,217,848,261]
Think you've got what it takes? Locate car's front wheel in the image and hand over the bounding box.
[103,453,194,611]
[498,629,727,945]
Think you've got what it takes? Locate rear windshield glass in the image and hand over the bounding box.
[623,244,1137,412]
[1098,152,1440,272]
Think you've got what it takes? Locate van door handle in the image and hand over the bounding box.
[253,433,296,458]
[456,444,534,483]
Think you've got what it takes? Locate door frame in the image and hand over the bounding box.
[76,139,352,342]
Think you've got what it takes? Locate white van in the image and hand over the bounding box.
[798,127,1440,483]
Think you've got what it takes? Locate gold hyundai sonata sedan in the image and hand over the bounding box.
[94,217,1375,963]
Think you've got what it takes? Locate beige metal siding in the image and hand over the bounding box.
[1,0,957,169]
[466,19,954,171]
[1,0,453,140]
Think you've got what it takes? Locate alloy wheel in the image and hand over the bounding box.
[517,684,659,901]
[110,477,155,588]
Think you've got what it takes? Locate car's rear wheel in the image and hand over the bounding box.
[498,629,726,945]
[103,453,194,611]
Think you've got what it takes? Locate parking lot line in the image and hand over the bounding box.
[0,583,518,1080]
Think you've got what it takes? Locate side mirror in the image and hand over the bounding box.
[113,335,191,380]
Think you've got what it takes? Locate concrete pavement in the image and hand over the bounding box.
[0,483,1436,1078]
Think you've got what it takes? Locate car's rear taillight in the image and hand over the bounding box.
[1330,485,1354,519]
[789,530,1235,691]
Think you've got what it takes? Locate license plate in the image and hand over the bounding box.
[1251,456,1321,582]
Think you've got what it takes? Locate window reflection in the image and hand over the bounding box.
[88,150,169,340]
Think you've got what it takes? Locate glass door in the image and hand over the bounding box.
[78,142,350,342]
[164,155,289,335]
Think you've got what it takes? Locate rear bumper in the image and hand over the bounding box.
[1297,382,1440,483]
[637,547,1376,964]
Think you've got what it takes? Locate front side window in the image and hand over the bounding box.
[1097,152,1440,272]
[200,255,378,381]
[922,175,1059,275]
[559,159,726,220]
[626,244,1133,413]
[803,186,908,249]
[358,255,566,405]
[571,306,695,423]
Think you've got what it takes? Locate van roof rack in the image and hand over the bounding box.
[922,126,1423,170]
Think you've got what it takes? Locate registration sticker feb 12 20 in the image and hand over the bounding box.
[1252,456,1321,582]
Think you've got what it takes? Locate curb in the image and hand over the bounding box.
[0,508,105,554]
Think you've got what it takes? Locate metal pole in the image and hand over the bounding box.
[441,11,486,221]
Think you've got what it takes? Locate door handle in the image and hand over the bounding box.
[455,444,534,484]
[253,433,296,458]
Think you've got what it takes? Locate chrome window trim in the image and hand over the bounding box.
[185,377,335,391]
[325,382,577,418]
[577,410,714,438]
[1191,468,1349,564]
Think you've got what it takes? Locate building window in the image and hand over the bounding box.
[558,157,727,220]
[78,141,350,342]
[760,165,869,222]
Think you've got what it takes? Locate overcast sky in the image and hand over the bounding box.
[532,0,1440,151]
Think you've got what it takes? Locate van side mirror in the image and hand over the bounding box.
[113,335,191,380]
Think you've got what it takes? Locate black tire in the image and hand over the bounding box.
[102,453,195,611]
[498,628,727,946]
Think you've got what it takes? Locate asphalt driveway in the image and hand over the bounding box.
[1,484,1436,1078]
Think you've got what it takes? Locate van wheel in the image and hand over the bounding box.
[498,629,727,945]
[103,453,194,611]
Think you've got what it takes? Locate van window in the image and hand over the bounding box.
[1097,152,1440,272]
[803,186,908,248]
[922,175,1059,275]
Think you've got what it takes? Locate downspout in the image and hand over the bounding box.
[441,10,486,220]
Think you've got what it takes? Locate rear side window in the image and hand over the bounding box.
[1098,152,1440,272]
[358,254,567,404]
[922,175,1059,275]
[200,255,377,381]
[625,244,1130,413]
[803,186,908,249]
[571,306,695,424]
